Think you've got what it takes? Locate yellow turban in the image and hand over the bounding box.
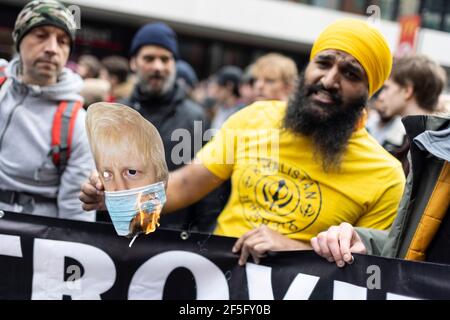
[310,19,392,97]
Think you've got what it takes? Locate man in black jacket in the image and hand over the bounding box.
[119,22,220,232]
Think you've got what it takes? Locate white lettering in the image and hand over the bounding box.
[386,293,420,300]
[0,234,22,257]
[246,263,319,300]
[32,239,116,300]
[128,250,229,299]
[333,281,367,300]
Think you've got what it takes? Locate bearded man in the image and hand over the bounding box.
[119,22,210,231]
[81,19,406,265]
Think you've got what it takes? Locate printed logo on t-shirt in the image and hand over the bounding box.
[237,158,322,234]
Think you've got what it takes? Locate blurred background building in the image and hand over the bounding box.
[1,0,449,86]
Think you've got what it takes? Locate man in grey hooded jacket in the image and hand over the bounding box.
[0,0,94,221]
[310,115,450,266]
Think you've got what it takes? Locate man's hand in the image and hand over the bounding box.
[232,225,311,266]
[310,222,367,268]
[79,171,105,211]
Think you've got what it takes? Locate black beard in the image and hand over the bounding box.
[283,73,367,172]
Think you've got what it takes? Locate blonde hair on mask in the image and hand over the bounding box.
[85,102,168,186]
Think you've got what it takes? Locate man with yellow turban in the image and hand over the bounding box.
[81,19,405,266]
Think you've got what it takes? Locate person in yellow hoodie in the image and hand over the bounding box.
[80,19,405,266]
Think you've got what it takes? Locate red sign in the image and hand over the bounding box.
[396,15,421,57]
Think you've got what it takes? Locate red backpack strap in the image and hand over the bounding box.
[0,66,7,86]
[51,100,83,174]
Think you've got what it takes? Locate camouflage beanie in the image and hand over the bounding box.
[12,0,77,52]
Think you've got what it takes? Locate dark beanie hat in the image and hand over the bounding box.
[216,66,243,97]
[130,22,179,59]
[176,60,198,88]
[216,65,242,86]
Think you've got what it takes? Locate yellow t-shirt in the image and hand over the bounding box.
[197,101,406,241]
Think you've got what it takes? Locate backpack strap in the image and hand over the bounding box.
[0,66,7,86]
[51,100,83,174]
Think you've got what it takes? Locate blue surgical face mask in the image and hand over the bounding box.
[104,181,166,237]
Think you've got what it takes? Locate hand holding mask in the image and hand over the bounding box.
[85,102,169,240]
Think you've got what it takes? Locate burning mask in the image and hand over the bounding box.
[104,181,166,237]
[85,102,169,240]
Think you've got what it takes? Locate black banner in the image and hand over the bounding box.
[1,211,450,300]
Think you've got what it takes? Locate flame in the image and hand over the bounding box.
[135,191,162,235]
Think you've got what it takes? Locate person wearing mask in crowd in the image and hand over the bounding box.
[81,18,405,265]
[0,0,94,221]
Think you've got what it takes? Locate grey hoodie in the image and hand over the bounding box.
[414,126,450,162]
[0,57,95,221]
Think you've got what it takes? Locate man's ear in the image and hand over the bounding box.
[403,83,414,101]
[130,57,137,73]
